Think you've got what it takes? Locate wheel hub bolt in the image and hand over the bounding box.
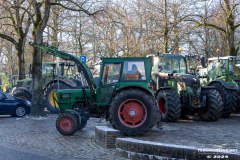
[129,109,137,117]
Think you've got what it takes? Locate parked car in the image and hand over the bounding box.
[0,91,31,117]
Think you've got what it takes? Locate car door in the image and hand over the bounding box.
[0,93,16,114]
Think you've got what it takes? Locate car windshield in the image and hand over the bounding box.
[160,56,187,73]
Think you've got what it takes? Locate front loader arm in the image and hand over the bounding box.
[29,43,96,93]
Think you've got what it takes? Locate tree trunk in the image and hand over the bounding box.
[163,0,168,53]
[31,38,45,116]
[173,4,179,54]
[225,0,237,56]
[226,28,236,56]
[30,0,51,116]
[16,43,26,80]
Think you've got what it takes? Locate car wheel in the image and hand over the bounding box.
[14,106,27,117]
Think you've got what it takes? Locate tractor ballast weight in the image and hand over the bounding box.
[30,43,160,136]
[152,54,223,122]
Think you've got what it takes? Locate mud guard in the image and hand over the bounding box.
[208,79,239,90]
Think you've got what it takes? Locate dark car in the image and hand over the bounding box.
[0,91,31,117]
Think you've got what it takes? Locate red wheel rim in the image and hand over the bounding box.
[118,99,147,128]
[59,117,73,132]
[159,98,166,114]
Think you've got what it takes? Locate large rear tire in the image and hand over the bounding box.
[156,89,181,122]
[56,113,78,136]
[109,89,158,136]
[198,89,223,121]
[44,82,72,114]
[12,89,32,101]
[210,83,235,118]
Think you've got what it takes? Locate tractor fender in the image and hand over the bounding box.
[11,87,31,95]
[155,86,173,98]
[43,79,77,91]
[208,79,239,90]
[114,85,154,97]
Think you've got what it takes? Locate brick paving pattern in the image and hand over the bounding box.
[0,115,127,160]
[0,114,239,159]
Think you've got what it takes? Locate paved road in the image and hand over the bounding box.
[0,115,127,160]
[135,114,240,151]
[0,145,52,160]
[0,114,239,160]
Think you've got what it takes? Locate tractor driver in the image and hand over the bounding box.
[130,64,142,79]
[164,61,171,71]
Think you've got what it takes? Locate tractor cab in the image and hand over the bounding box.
[154,54,200,97]
[206,56,240,82]
[95,57,152,106]
[157,54,187,74]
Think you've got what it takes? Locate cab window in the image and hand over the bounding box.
[102,63,121,85]
[122,61,146,80]
[179,58,187,73]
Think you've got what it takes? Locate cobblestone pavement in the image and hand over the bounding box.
[0,114,239,160]
[135,114,240,152]
[0,115,128,160]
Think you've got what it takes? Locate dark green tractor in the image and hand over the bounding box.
[12,62,81,113]
[152,54,223,122]
[31,43,160,136]
[199,56,240,115]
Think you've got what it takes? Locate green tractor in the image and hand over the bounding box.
[152,54,223,122]
[31,43,160,136]
[0,72,11,92]
[199,56,240,115]
[12,62,81,113]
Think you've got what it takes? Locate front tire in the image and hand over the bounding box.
[13,105,27,117]
[109,89,158,136]
[156,89,181,122]
[198,89,223,121]
[56,113,78,136]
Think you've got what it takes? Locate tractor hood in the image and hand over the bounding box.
[173,73,200,88]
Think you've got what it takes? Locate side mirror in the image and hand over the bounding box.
[201,57,207,68]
